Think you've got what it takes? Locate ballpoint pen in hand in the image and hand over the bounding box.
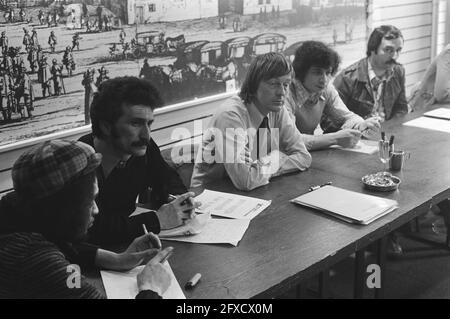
[389,135,395,146]
[168,194,195,218]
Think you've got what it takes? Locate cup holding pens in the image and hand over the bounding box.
[378,140,393,173]
[389,150,410,171]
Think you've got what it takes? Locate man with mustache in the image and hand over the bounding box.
[190,52,312,191]
[79,77,199,246]
[285,41,380,151]
[330,25,408,130]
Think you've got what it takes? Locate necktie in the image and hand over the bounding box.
[370,77,385,120]
[257,116,271,159]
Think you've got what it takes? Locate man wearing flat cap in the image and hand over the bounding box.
[0,140,173,298]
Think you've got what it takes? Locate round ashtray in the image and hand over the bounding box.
[362,172,401,192]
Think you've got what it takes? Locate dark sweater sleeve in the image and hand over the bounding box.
[151,140,187,195]
[19,245,105,299]
[135,290,162,299]
[63,242,99,269]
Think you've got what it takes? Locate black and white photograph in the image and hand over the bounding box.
[0,0,449,302]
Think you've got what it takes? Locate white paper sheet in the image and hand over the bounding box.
[100,261,185,299]
[403,117,450,133]
[161,218,250,246]
[424,108,450,120]
[195,189,271,220]
[159,212,211,238]
[330,139,378,154]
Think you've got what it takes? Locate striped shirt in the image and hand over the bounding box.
[0,232,104,299]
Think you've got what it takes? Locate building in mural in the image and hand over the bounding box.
[240,0,292,15]
[127,0,219,24]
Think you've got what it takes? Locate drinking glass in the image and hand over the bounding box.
[378,140,392,172]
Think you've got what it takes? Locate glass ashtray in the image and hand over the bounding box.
[362,172,401,192]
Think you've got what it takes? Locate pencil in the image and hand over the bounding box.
[142,224,148,235]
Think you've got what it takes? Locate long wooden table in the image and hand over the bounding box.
[90,103,450,299]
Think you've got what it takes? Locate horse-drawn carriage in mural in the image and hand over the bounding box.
[198,41,237,83]
[249,33,287,56]
[283,41,304,62]
[131,31,185,58]
[138,32,287,105]
[224,36,252,85]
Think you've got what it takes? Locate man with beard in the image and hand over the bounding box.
[79,77,199,245]
[331,25,408,128]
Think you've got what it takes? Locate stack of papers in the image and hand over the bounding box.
[100,262,185,299]
[330,140,378,154]
[159,212,211,237]
[424,108,450,120]
[196,189,271,220]
[291,185,398,225]
[131,190,270,246]
[160,218,250,247]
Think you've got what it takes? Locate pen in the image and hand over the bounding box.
[389,135,395,146]
[160,248,173,264]
[169,193,194,218]
[185,273,201,289]
[142,224,148,235]
[381,131,385,141]
[168,194,191,206]
[309,181,332,192]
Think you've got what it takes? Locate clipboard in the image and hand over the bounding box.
[290,185,398,225]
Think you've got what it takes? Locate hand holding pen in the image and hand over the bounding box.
[168,193,199,219]
[360,116,381,137]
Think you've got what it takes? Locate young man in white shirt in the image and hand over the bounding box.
[191,52,312,191]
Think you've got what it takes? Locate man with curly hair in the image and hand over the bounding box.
[285,41,380,151]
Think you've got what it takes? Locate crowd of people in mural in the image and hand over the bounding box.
[0,3,115,122]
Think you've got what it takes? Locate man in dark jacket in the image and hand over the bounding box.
[79,76,199,245]
[0,140,173,298]
[330,25,408,132]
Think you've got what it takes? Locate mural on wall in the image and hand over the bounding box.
[0,0,366,146]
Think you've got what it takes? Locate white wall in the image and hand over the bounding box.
[128,0,218,24]
[437,0,448,53]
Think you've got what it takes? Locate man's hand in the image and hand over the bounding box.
[95,232,164,271]
[238,148,253,166]
[333,129,362,148]
[358,117,381,138]
[137,247,173,296]
[156,192,201,230]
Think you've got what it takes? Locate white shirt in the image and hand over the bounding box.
[190,95,312,191]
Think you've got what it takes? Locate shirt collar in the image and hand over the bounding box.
[292,78,325,107]
[368,60,393,82]
[247,100,266,129]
